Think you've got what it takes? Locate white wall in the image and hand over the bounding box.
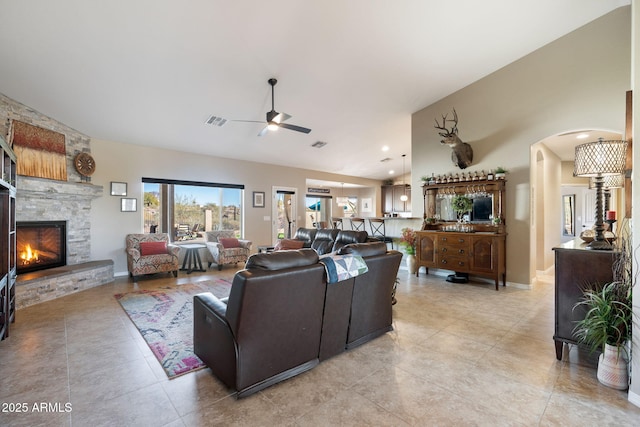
[411,7,631,285]
[89,138,382,275]
[628,0,639,409]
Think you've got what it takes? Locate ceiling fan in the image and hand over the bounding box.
[235,78,312,137]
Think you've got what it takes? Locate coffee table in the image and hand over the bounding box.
[180,243,207,274]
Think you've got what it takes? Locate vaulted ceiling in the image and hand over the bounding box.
[0,1,629,180]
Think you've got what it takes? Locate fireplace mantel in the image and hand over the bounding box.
[18,176,103,200]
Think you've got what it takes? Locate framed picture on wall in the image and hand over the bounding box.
[111,181,127,196]
[562,194,575,236]
[253,191,265,208]
[361,198,372,213]
[121,198,137,212]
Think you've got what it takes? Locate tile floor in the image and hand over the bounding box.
[2,269,640,426]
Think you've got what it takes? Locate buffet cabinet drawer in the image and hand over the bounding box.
[438,255,468,270]
[438,235,469,249]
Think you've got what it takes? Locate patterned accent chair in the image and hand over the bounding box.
[205,230,253,271]
[125,233,180,279]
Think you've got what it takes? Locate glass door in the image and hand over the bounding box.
[273,188,297,242]
[305,195,332,229]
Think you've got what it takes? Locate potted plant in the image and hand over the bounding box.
[451,195,473,222]
[494,167,508,179]
[572,232,633,390]
[399,227,417,274]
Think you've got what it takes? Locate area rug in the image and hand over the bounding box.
[114,279,232,378]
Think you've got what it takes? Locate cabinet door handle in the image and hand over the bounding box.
[441,259,447,264]
[458,261,465,266]
[441,248,447,253]
[458,239,465,243]
[458,249,465,254]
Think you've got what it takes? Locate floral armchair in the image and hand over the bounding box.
[125,233,180,279]
[205,230,252,271]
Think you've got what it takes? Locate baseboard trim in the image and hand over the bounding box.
[628,390,640,408]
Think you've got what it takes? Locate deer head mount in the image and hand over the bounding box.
[434,109,473,169]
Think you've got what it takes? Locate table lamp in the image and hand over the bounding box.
[574,138,627,250]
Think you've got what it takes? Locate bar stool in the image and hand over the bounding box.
[350,217,366,232]
[368,218,394,249]
[331,217,343,229]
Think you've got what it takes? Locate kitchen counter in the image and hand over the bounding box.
[340,217,423,238]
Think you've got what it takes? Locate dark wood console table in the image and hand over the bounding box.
[552,239,618,360]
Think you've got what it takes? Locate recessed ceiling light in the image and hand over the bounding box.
[389,170,394,175]
[382,145,390,152]
[576,133,590,139]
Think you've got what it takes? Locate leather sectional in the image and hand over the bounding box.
[193,242,402,398]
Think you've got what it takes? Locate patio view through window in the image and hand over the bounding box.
[142,178,244,241]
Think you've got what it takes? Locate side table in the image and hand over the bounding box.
[180,243,207,274]
[257,245,275,253]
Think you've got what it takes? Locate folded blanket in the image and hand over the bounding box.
[319,254,368,284]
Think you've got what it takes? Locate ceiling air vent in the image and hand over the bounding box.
[205,115,228,127]
[311,141,327,148]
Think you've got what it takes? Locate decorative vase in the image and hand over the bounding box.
[406,254,417,274]
[597,343,629,390]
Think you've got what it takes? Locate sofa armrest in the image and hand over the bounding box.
[193,293,237,389]
[238,239,252,251]
[194,292,228,318]
[206,241,224,256]
[126,247,141,261]
[167,244,181,257]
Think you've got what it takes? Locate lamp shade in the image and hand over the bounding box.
[589,174,625,189]
[574,138,627,177]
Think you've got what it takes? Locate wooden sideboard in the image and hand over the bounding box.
[552,240,618,360]
[416,230,506,290]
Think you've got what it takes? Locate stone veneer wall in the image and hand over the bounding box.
[1,93,114,307]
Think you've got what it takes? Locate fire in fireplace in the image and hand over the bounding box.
[16,221,67,274]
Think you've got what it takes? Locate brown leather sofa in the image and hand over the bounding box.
[319,242,402,360]
[193,242,401,398]
[193,249,326,398]
[293,227,368,255]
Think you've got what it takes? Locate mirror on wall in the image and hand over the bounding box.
[435,195,494,223]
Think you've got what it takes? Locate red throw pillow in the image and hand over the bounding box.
[274,239,304,251]
[219,237,240,248]
[139,241,168,256]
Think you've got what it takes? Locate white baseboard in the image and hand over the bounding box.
[628,390,640,408]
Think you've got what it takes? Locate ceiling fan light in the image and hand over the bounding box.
[267,122,279,131]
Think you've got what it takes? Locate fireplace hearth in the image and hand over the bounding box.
[16,221,67,274]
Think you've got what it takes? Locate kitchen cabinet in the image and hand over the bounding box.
[382,184,411,214]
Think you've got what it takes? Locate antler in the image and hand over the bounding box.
[434,108,459,136]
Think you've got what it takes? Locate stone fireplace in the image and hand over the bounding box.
[16,220,67,274]
[1,93,114,309]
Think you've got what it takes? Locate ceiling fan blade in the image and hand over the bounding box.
[273,112,291,124]
[279,123,311,134]
[231,119,264,124]
[257,126,269,137]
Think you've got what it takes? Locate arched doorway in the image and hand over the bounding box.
[530,129,623,286]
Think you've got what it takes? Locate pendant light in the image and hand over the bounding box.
[400,154,408,202]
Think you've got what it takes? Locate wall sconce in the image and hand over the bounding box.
[574,138,627,250]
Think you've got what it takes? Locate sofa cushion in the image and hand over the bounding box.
[246,249,319,271]
[274,239,305,251]
[139,241,168,256]
[338,242,388,257]
[219,237,240,248]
